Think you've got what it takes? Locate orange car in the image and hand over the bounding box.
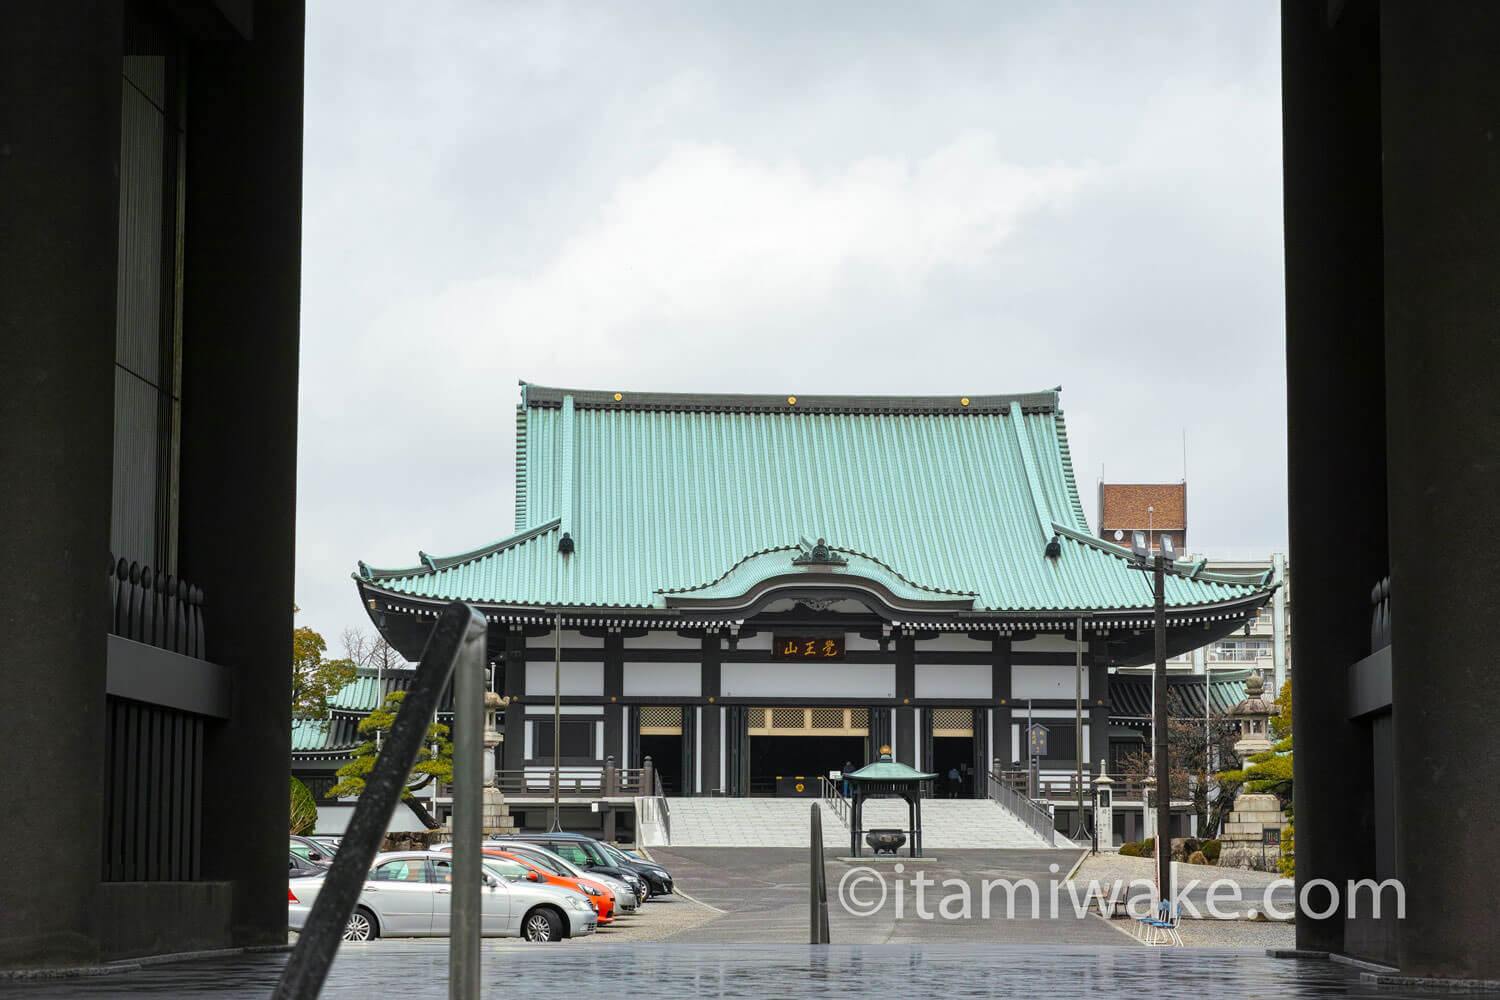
[480,849,617,924]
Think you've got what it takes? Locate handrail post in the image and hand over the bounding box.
[274,601,486,1000]
[449,607,487,1000]
[810,802,830,943]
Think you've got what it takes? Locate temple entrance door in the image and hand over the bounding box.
[745,708,869,796]
[931,708,977,798]
[639,707,684,796]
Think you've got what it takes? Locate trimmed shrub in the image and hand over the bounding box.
[1188,850,1208,866]
[1119,841,1141,857]
[1202,839,1222,863]
[290,776,317,835]
[1140,837,1155,856]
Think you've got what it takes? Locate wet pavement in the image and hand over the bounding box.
[4,943,1495,999]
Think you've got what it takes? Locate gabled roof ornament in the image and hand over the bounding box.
[793,536,847,567]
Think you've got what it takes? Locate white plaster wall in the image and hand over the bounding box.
[623,662,702,697]
[525,661,603,696]
[1010,664,1089,699]
[914,663,992,699]
[721,662,894,698]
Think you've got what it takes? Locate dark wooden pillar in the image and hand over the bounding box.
[501,628,526,772]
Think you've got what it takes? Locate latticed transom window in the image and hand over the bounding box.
[748,707,869,735]
[771,708,804,729]
[811,708,844,729]
[932,708,973,735]
[640,705,682,734]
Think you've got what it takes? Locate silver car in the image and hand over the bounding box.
[287,850,596,942]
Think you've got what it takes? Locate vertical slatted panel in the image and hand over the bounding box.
[101,699,203,881]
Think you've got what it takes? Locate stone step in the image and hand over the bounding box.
[647,797,1061,849]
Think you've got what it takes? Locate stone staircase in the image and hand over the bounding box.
[646,797,1061,849]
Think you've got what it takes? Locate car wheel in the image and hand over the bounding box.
[522,907,564,942]
[343,906,377,941]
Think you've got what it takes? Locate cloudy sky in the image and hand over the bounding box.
[296,2,1287,647]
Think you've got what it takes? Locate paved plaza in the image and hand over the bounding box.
[3,943,1486,999]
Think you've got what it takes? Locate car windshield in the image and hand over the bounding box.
[480,859,529,882]
[573,840,613,865]
[502,843,585,878]
[511,851,569,876]
[599,843,634,865]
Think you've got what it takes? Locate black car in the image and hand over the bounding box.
[497,833,673,898]
[488,833,668,898]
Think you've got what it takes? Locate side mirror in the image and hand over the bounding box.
[525,871,540,882]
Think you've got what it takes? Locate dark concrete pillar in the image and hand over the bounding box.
[177,1,305,949]
[0,2,123,967]
[1282,0,1385,959]
[1380,3,1500,980]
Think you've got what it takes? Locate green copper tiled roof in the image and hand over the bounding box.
[292,668,451,758]
[357,385,1272,615]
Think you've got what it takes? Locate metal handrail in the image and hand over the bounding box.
[275,602,487,1000]
[653,770,671,845]
[986,770,1057,845]
[818,776,851,827]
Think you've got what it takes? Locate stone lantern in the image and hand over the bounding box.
[1228,670,1279,757]
[1092,761,1115,849]
[1141,772,1157,842]
[481,690,516,835]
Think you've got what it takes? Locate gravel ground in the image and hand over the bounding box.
[1072,853,1285,890]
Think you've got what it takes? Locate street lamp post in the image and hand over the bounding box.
[1151,550,1170,899]
[1129,530,1173,901]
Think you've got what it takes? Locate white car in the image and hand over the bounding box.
[287,850,596,942]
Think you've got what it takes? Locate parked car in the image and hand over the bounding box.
[498,832,674,898]
[431,842,618,922]
[289,834,335,868]
[488,833,657,899]
[594,839,674,897]
[482,841,640,911]
[287,850,596,942]
[482,852,616,924]
[288,851,326,879]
